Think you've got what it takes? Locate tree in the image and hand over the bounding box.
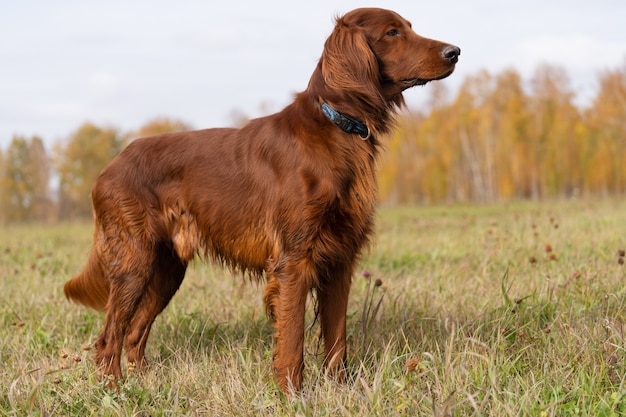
[26,137,52,221]
[488,69,532,199]
[452,69,496,202]
[55,123,123,220]
[1,135,51,222]
[584,61,626,195]
[527,64,581,198]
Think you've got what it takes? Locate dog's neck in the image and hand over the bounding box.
[304,63,403,139]
[320,101,371,140]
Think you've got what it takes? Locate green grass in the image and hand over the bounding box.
[2,199,626,416]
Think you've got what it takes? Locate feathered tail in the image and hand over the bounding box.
[64,249,109,312]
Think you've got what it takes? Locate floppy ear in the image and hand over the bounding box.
[321,17,382,100]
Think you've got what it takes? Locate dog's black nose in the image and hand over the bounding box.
[441,45,461,64]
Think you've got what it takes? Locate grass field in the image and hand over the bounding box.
[2,199,626,416]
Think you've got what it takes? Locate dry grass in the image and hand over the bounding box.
[2,199,626,416]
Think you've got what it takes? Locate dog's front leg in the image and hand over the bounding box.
[318,262,352,382]
[267,258,312,394]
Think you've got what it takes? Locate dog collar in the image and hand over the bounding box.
[320,101,371,140]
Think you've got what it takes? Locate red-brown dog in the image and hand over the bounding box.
[64,7,459,393]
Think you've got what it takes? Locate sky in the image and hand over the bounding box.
[1,0,625,149]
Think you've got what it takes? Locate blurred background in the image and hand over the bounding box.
[1,0,625,222]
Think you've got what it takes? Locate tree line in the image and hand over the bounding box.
[1,62,625,223]
[379,62,626,204]
[0,118,191,223]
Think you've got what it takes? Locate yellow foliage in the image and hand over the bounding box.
[377,63,626,204]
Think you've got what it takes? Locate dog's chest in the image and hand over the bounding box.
[296,154,378,254]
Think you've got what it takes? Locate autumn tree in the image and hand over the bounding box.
[486,69,530,199]
[55,123,123,220]
[378,114,424,204]
[583,61,626,195]
[448,69,497,202]
[26,137,52,221]
[415,81,461,203]
[527,64,583,198]
[378,82,457,204]
[0,135,51,223]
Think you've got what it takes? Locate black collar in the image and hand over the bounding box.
[320,101,370,140]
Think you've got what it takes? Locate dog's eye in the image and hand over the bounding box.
[386,29,400,37]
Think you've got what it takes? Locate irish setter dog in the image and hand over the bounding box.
[64,8,459,393]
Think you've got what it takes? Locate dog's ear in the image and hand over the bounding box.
[321,17,382,102]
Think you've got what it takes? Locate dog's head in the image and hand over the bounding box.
[322,8,460,103]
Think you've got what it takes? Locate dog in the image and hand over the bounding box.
[64,7,459,393]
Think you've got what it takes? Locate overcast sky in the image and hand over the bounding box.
[1,0,625,148]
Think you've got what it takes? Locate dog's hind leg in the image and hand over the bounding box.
[94,275,147,386]
[93,238,156,387]
[124,243,187,372]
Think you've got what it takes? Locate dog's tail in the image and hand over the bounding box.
[64,248,109,312]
